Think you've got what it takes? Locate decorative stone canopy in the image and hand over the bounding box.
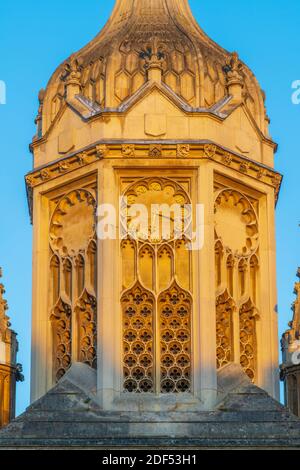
[40,0,268,138]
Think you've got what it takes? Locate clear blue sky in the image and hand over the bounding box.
[0,0,300,415]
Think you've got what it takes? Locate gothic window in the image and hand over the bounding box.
[50,255,60,306]
[215,241,223,289]
[63,258,72,300]
[227,255,234,297]
[215,188,259,381]
[121,178,193,393]
[87,240,97,294]
[238,259,248,298]
[49,188,97,382]
[76,255,85,298]
[250,255,259,304]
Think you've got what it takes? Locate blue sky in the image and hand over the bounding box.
[0,0,300,415]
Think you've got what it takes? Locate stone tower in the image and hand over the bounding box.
[3,0,300,449]
[281,269,300,417]
[0,268,19,428]
[26,0,281,407]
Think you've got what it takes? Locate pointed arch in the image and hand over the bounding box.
[87,239,97,294]
[238,258,248,297]
[158,243,174,291]
[250,254,259,304]
[63,258,72,301]
[75,254,85,298]
[50,254,60,306]
[175,237,191,291]
[215,240,223,289]
[226,254,234,297]
[138,243,155,291]
[121,238,136,290]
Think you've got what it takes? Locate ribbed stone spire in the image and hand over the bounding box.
[41,0,267,136]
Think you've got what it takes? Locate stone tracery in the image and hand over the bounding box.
[215,188,259,381]
[216,290,235,369]
[121,177,192,393]
[49,188,97,382]
[159,282,192,393]
[122,283,155,393]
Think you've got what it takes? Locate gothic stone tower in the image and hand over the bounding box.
[3,0,300,449]
[0,269,19,428]
[27,0,281,406]
[281,269,300,417]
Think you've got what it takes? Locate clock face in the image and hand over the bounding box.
[121,178,191,244]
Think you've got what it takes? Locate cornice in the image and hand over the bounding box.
[25,140,282,221]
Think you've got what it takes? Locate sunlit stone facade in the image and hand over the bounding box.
[2,0,297,450]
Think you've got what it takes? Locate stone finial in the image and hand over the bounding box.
[62,56,83,100]
[224,52,245,103]
[0,268,10,338]
[140,37,165,83]
[34,88,45,139]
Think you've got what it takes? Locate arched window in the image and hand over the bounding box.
[49,188,97,382]
[215,188,259,381]
[121,178,192,393]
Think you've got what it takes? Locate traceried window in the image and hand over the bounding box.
[49,188,97,382]
[214,188,259,381]
[121,178,193,393]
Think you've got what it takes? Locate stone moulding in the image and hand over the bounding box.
[25,141,283,220]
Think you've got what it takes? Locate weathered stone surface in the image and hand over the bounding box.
[0,364,299,449]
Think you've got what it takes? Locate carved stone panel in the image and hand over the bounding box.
[215,186,259,381]
[121,177,193,394]
[159,283,192,393]
[122,283,155,393]
[49,186,97,383]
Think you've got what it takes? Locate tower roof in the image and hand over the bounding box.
[41,0,267,137]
